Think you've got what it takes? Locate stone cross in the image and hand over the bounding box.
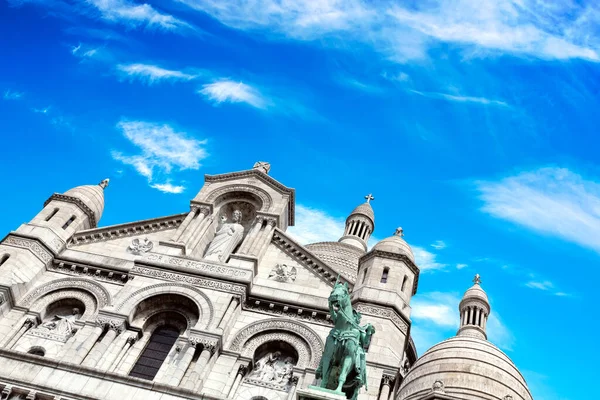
[395,227,404,237]
[364,193,375,203]
[473,274,481,285]
[253,161,271,174]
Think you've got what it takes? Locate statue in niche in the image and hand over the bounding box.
[249,351,295,385]
[204,209,244,262]
[40,308,80,335]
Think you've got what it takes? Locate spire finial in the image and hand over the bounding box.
[99,178,110,189]
[473,274,481,285]
[394,227,404,237]
[364,193,375,203]
[253,161,271,174]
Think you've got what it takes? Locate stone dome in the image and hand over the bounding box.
[462,281,489,303]
[305,241,363,282]
[349,202,374,225]
[372,228,415,262]
[398,335,533,400]
[63,179,108,223]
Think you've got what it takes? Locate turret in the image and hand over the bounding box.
[457,274,490,340]
[338,194,375,251]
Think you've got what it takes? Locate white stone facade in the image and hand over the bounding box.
[0,164,530,400]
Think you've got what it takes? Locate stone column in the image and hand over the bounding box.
[165,339,198,387]
[154,341,183,383]
[111,335,137,372]
[25,390,36,400]
[250,218,276,256]
[239,217,264,255]
[189,344,215,391]
[5,317,36,349]
[82,321,122,368]
[379,375,393,400]
[72,321,104,365]
[482,313,488,330]
[1,385,13,399]
[218,297,240,330]
[227,365,247,398]
[98,330,129,371]
[172,206,198,242]
[180,206,211,244]
[467,307,473,325]
[286,377,300,400]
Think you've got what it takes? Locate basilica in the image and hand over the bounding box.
[0,163,533,400]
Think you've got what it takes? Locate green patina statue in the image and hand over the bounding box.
[315,281,376,399]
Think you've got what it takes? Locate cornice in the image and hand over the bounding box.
[243,297,333,327]
[50,259,131,285]
[272,229,353,289]
[69,213,186,246]
[359,249,419,295]
[204,169,296,225]
[44,193,97,228]
[2,234,53,264]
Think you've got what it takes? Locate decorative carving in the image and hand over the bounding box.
[141,254,250,279]
[20,278,110,307]
[3,236,52,264]
[503,396,513,400]
[127,335,137,345]
[96,317,125,333]
[204,184,273,212]
[0,293,5,306]
[243,299,331,326]
[316,282,375,400]
[204,209,245,263]
[49,261,130,284]
[189,335,218,350]
[24,318,37,329]
[114,282,214,329]
[39,308,80,335]
[246,351,295,391]
[355,303,408,334]
[238,365,248,376]
[432,380,445,393]
[241,332,311,369]
[229,318,324,369]
[69,214,185,246]
[382,374,394,386]
[253,161,271,174]
[44,193,97,227]
[268,264,297,283]
[130,266,247,301]
[127,238,153,255]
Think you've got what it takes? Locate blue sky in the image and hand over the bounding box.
[1,1,599,399]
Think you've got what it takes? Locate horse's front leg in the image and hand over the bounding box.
[336,353,353,392]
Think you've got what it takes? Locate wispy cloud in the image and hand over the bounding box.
[117,63,198,84]
[71,43,100,59]
[336,76,384,94]
[32,106,51,114]
[112,120,208,193]
[412,292,459,328]
[199,79,269,109]
[3,90,24,100]
[409,89,508,106]
[525,279,570,297]
[431,240,447,250]
[178,0,600,62]
[87,0,190,31]
[456,263,469,269]
[412,246,447,272]
[476,167,600,254]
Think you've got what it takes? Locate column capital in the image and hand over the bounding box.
[238,364,248,376]
[96,317,125,333]
[126,335,137,345]
[265,218,277,227]
[382,374,394,386]
[189,335,219,353]
[254,215,265,224]
[23,317,37,329]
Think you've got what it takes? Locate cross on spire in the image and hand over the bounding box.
[473,274,481,285]
[364,193,375,203]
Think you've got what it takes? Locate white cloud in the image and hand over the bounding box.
[525,280,554,291]
[476,167,600,254]
[412,246,447,271]
[287,205,346,245]
[112,120,208,193]
[150,182,186,194]
[409,89,509,106]
[486,312,515,351]
[87,0,190,31]
[117,63,197,84]
[456,263,468,269]
[199,79,268,109]
[3,90,24,100]
[178,0,600,62]
[431,240,446,250]
[32,106,51,114]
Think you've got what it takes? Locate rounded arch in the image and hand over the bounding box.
[205,184,272,212]
[27,346,45,357]
[229,318,324,369]
[115,283,214,329]
[20,278,111,308]
[29,289,96,321]
[235,386,282,400]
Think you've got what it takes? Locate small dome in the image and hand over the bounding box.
[349,202,374,225]
[399,336,532,400]
[63,179,108,223]
[372,228,415,262]
[462,280,489,304]
[305,241,363,282]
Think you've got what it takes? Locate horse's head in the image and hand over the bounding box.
[329,281,351,313]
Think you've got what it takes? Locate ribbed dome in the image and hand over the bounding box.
[399,336,532,400]
[372,228,415,262]
[305,241,363,282]
[349,202,374,224]
[463,282,489,303]
[63,179,108,222]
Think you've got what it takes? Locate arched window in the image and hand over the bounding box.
[362,267,368,284]
[0,254,9,267]
[62,215,76,230]
[381,267,389,283]
[45,208,59,222]
[27,346,45,357]
[130,325,180,381]
[401,275,408,292]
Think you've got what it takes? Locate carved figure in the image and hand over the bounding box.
[316,281,375,400]
[128,238,153,255]
[268,264,297,282]
[249,351,296,385]
[40,308,80,335]
[204,209,244,262]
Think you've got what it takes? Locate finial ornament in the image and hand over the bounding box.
[394,227,404,237]
[253,161,271,174]
[99,178,110,189]
[473,274,481,285]
[364,193,375,203]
